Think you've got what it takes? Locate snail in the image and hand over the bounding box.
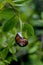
[15,32,28,47]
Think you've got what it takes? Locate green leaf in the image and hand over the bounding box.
[30,20,43,27]
[0,61,5,65]
[9,47,16,54]
[29,46,38,53]
[23,23,34,36]
[28,36,37,44]
[35,30,43,35]
[0,0,6,10]
[6,0,15,6]
[0,8,15,20]
[19,6,33,21]
[7,37,15,47]
[0,48,8,59]
[0,37,3,50]
[29,41,40,53]
[41,12,43,19]
[2,15,19,32]
[13,0,29,4]
[6,56,12,64]
[12,55,18,61]
[30,54,38,65]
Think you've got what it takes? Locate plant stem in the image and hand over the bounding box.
[19,17,22,34]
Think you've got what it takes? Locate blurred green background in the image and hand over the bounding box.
[0,0,43,65]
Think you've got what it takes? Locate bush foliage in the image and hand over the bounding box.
[0,0,43,65]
